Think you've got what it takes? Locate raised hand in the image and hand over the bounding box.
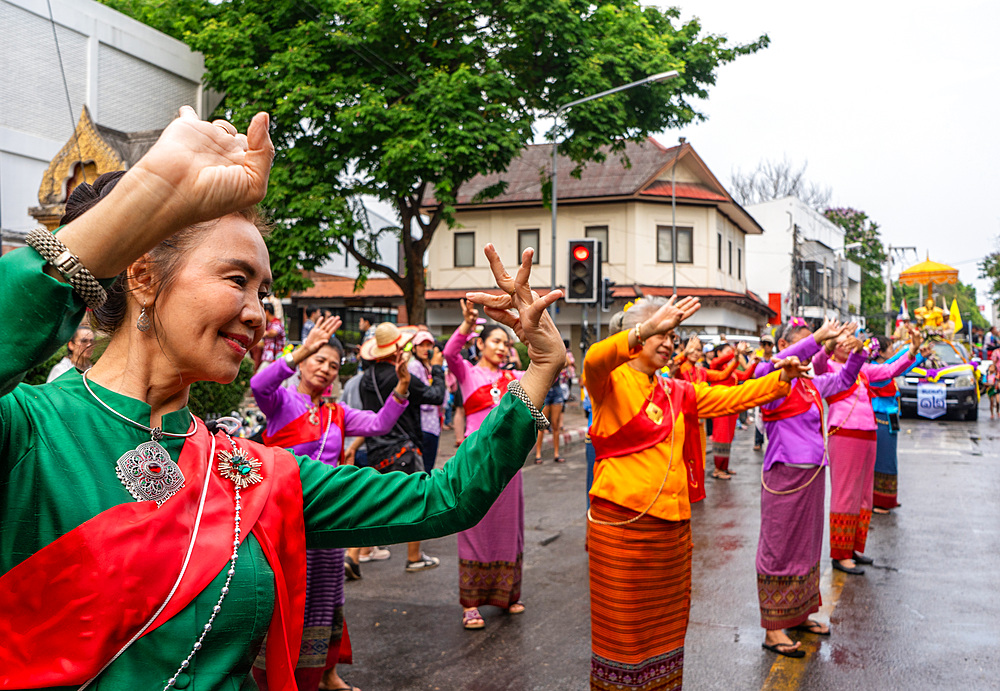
[465,245,564,406]
[132,106,274,229]
[908,327,924,355]
[736,341,749,356]
[843,335,864,353]
[430,346,444,367]
[393,350,412,399]
[458,298,480,335]
[812,318,841,344]
[772,355,813,383]
[301,315,341,355]
[637,296,702,343]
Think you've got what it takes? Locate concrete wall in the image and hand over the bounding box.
[1,0,205,240]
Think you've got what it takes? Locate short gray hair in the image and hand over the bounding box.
[622,297,668,333]
[609,310,626,335]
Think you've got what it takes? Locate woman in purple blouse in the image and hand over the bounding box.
[250,315,410,691]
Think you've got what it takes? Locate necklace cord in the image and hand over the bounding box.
[82,369,198,439]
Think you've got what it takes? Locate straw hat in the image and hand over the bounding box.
[360,322,413,361]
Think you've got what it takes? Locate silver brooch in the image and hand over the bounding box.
[116,440,186,506]
[217,447,264,489]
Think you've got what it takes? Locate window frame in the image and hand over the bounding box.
[717,232,723,270]
[656,225,693,264]
[585,225,610,263]
[517,228,540,265]
[728,240,733,275]
[454,231,475,268]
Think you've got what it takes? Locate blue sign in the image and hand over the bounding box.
[917,383,947,419]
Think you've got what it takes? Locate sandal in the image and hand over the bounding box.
[787,619,831,636]
[554,456,566,463]
[762,642,805,658]
[508,602,525,614]
[463,608,485,630]
[711,469,731,480]
[534,457,543,464]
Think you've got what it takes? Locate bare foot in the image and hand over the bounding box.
[508,602,526,614]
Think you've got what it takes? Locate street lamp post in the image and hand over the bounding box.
[549,71,678,315]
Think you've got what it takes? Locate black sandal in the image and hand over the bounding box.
[762,642,805,658]
[787,620,831,636]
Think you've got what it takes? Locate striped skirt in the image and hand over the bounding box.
[588,499,690,691]
[757,464,825,629]
[828,430,876,560]
[873,414,900,509]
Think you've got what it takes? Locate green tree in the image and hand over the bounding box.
[978,248,1000,305]
[100,0,767,321]
[823,207,887,323]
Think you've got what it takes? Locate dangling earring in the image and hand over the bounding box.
[137,304,151,332]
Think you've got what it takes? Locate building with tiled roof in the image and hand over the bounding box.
[291,138,775,358]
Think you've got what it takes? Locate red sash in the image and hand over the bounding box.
[263,402,347,462]
[761,379,822,422]
[590,379,705,503]
[868,380,898,398]
[464,371,516,416]
[0,429,307,691]
[826,371,870,404]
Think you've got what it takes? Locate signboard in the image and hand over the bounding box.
[917,383,947,419]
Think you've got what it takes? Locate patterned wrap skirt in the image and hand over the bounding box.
[457,472,524,608]
[756,463,825,629]
[873,413,900,509]
[588,498,690,691]
[828,430,876,560]
[711,413,737,471]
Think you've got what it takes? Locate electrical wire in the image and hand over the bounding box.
[45,0,87,185]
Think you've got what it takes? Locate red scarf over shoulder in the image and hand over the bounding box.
[590,378,706,503]
[0,428,307,690]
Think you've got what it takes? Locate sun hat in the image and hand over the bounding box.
[761,334,775,345]
[360,322,413,361]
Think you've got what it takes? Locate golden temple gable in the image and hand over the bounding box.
[29,106,162,230]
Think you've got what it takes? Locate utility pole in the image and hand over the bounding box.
[788,211,799,319]
[884,244,917,336]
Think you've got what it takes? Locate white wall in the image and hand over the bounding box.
[1,0,204,237]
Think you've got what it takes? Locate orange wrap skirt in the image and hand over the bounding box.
[588,498,690,691]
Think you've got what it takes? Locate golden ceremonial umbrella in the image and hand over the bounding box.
[898,256,959,287]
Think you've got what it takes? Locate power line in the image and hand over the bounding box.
[45,0,86,185]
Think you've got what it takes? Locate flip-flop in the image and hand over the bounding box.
[554,456,566,463]
[788,621,831,636]
[534,457,543,464]
[762,642,805,658]
[508,602,526,614]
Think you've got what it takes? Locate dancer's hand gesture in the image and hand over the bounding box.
[465,245,564,407]
[134,106,274,230]
[773,355,813,383]
[632,296,701,348]
[812,319,840,344]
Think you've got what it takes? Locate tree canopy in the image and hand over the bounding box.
[729,157,831,211]
[101,0,768,320]
[978,246,1000,306]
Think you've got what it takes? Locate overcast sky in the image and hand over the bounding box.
[654,0,1000,304]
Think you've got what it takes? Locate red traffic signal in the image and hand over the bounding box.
[573,245,591,261]
[565,238,600,303]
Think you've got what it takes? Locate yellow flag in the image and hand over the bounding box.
[950,299,963,333]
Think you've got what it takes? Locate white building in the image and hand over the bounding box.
[745,196,862,325]
[1,0,211,252]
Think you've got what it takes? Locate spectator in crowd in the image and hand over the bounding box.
[408,331,445,473]
[301,305,322,342]
[46,325,95,382]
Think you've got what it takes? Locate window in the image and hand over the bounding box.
[717,233,723,269]
[728,240,733,275]
[738,248,742,280]
[586,225,610,262]
[518,229,540,264]
[454,232,475,267]
[656,226,693,263]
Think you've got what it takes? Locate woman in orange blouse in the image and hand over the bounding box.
[585,297,809,691]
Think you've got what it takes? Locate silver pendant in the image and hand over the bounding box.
[116,440,186,506]
[490,386,502,406]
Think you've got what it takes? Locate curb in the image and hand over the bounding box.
[538,425,588,453]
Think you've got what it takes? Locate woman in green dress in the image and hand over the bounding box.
[0,107,564,690]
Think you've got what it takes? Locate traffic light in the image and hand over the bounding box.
[565,238,599,303]
[601,277,616,312]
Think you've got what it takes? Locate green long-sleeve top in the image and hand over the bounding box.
[0,247,535,690]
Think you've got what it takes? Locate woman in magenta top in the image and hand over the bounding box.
[250,315,409,691]
[812,327,922,575]
[444,299,526,630]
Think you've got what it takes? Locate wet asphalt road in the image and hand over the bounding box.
[338,403,1000,690]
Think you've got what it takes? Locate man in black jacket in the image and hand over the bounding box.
[359,323,447,573]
